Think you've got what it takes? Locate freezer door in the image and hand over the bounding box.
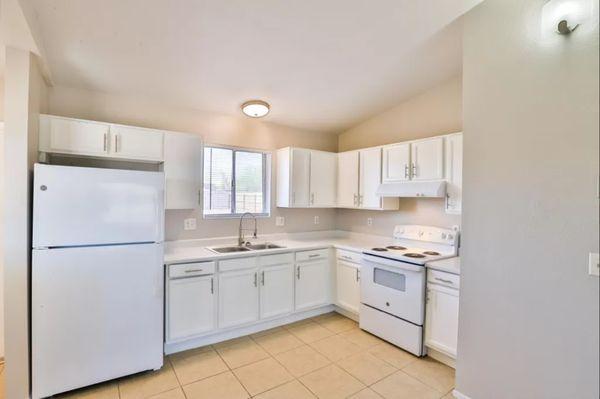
[33,163,164,247]
[32,243,164,399]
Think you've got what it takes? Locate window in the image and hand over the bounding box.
[203,145,270,217]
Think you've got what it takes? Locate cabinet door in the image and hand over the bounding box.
[444,134,463,214]
[295,260,328,311]
[337,151,360,208]
[425,286,459,358]
[218,269,259,329]
[359,147,383,209]
[164,132,203,209]
[260,263,294,319]
[290,148,311,207]
[40,115,110,156]
[382,143,411,183]
[167,276,215,341]
[309,151,337,207]
[111,125,164,161]
[410,137,444,181]
[336,261,360,314]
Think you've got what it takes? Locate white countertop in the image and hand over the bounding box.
[426,256,461,275]
[164,230,460,274]
[164,231,394,264]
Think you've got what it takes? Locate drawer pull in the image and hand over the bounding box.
[184,269,204,273]
[308,254,320,258]
[210,277,214,294]
[341,255,352,260]
[434,277,454,284]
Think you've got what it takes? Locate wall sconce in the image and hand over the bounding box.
[542,0,592,34]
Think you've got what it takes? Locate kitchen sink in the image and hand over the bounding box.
[246,243,285,250]
[210,246,252,253]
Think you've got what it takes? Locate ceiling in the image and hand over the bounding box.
[25,0,481,133]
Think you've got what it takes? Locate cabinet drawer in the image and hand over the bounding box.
[427,269,460,290]
[219,256,257,272]
[169,261,215,278]
[296,249,328,262]
[259,252,293,267]
[336,249,362,264]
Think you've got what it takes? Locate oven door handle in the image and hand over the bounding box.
[362,254,424,273]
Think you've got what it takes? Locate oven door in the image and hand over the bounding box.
[360,254,426,326]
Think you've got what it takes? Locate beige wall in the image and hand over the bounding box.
[458,1,599,398]
[3,47,48,399]
[336,76,462,236]
[48,86,339,241]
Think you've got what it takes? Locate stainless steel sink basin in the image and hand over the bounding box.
[246,243,285,250]
[210,246,252,253]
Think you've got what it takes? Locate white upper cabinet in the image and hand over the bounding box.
[359,147,385,209]
[336,148,398,210]
[39,114,165,162]
[382,143,411,183]
[444,133,463,214]
[164,132,203,210]
[337,151,360,208]
[40,115,110,157]
[110,125,164,162]
[276,147,336,208]
[410,137,444,181]
[309,150,337,207]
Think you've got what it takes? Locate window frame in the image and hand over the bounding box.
[202,144,271,219]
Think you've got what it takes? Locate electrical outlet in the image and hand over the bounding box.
[183,218,197,231]
[367,217,373,227]
[314,216,320,225]
[589,253,599,277]
[275,216,285,227]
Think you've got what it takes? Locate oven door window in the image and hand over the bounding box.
[373,267,406,292]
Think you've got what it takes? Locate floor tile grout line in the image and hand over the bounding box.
[212,342,254,398]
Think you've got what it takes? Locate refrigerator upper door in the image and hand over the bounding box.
[32,243,164,398]
[33,164,164,247]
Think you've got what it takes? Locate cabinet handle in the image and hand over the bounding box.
[341,255,352,261]
[261,271,265,286]
[434,277,453,284]
[210,277,214,294]
[254,272,258,287]
[412,163,417,177]
[359,195,363,206]
[311,193,315,205]
[404,164,409,178]
[353,194,358,206]
[296,266,301,280]
[114,134,120,153]
[103,133,108,152]
[184,269,204,273]
[198,189,202,205]
[356,269,360,282]
[308,254,320,258]
[292,192,296,205]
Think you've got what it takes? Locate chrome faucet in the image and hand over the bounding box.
[238,212,258,246]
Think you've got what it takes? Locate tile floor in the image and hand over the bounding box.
[0,313,456,399]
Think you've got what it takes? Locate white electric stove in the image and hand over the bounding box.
[360,225,459,356]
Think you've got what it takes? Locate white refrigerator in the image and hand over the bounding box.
[31,164,165,399]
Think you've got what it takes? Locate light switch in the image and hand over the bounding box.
[275,216,285,227]
[183,218,197,231]
[314,216,320,225]
[589,253,599,277]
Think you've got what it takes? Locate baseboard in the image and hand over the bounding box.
[164,304,335,354]
[425,347,456,369]
[333,305,359,322]
[452,389,472,399]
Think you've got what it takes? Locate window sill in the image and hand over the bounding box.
[203,213,271,220]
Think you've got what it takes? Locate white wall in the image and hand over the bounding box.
[458,1,599,398]
[3,46,48,399]
[47,86,339,241]
[336,76,462,236]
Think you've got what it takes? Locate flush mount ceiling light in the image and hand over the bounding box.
[241,100,270,118]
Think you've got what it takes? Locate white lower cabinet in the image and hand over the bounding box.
[260,263,294,319]
[295,259,329,311]
[336,260,360,314]
[218,268,260,329]
[167,275,215,341]
[425,271,460,358]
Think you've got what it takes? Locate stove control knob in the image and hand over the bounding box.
[448,234,454,240]
[441,233,447,239]
[385,302,390,307]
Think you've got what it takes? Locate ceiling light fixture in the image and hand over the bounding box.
[241,100,270,118]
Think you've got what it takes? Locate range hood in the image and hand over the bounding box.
[376,180,447,198]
